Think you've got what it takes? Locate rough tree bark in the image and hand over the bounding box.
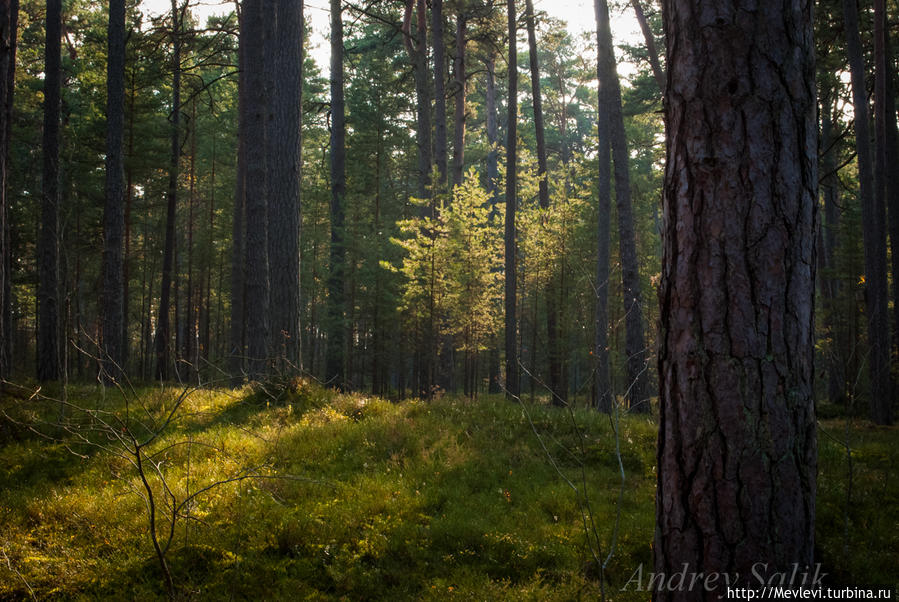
[268,0,303,371]
[656,0,817,596]
[101,0,126,380]
[844,0,891,424]
[326,0,346,389]
[504,0,518,399]
[37,0,61,381]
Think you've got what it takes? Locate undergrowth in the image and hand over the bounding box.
[0,381,895,599]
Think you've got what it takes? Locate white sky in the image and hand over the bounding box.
[139,0,643,77]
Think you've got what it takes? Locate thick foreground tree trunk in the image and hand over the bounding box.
[655,1,817,597]
[0,0,17,379]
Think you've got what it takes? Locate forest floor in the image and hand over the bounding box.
[0,380,896,600]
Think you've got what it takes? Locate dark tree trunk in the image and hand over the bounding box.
[656,0,817,595]
[819,94,845,405]
[485,51,500,395]
[630,0,664,93]
[0,0,16,379]
[326,0,346,388]
[525,0,563,405]
[229,0,246,380]
[845,0,892,424]
[101,0,125,380]
[875,0,899,416]
[403,0,432,199]
[593,0,612,413]
[268,0,303,371]
[37,0,61,382]
[244,0,269,379]
[451,12,466,188]
[155,0,182,381]
[432,0,447,187]
[597,0,650,412]
[504,0,518,399]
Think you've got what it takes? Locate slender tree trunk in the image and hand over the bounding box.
[486,51,500,394]
[0,0,16,379]
[244,0,269,379]
[327,0,347,388]
[845,0,892,424]
[656,0,817,595]
[229,0,246,380]
[433,0,447,187]
[504,0,519,399]
[101,0,126,380]
[597,0,650,412]
[525,0,563,405]
[451,12,466,188]
[876,0,899,411]
[629,0,664,92]
[819,94,845,405]
[267,0,303,372]
[403,0,432,200]
[155,0,182,381]
[593,0,612,413]
[37,0,61,382]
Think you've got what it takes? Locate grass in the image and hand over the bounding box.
[0,381,895,600]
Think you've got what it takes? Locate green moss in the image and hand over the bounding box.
[0,384,895,599]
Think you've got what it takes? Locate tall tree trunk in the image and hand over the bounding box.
[656,0,817,595]
[268,0,303,372]
[155,0,182,381]
[326,0,346,389]
[629,0,664,92]
[101,0,126,381]
[504,0,518,399]
[451,12,466,188]
[485,50,501,395]
[845,0,892,424]
[593,0,612,413]
[432,0,447,187]
[403,0,432,200]
[229,0,246,380]
[525,0,563,405]
[876,0,899,416]
[0,0,17,379]
[37,0,61,382]
[819,93,845,405]
[597,0,650,412]
[244,0,269,379]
